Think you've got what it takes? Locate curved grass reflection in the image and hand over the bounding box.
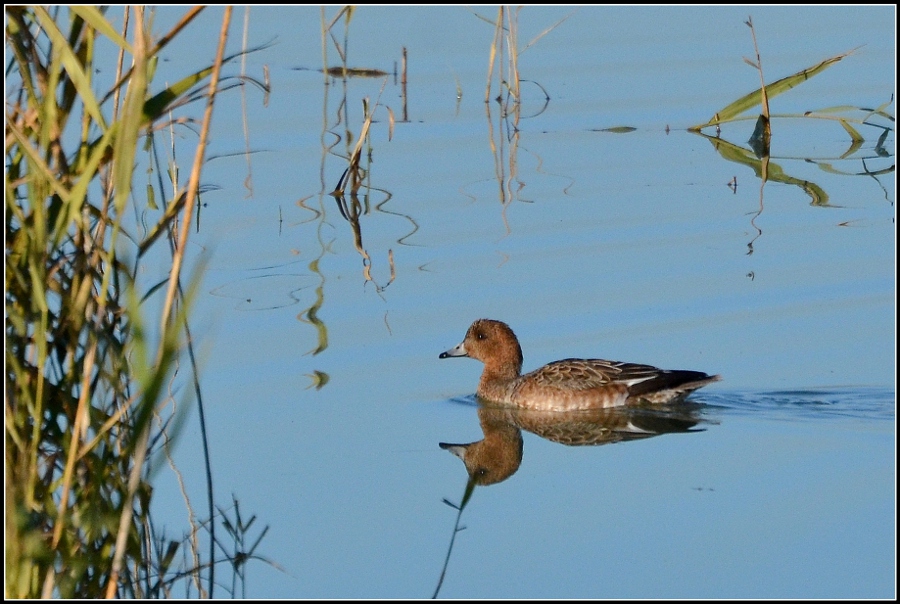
[209,271,313,311]
[283,6,421,382]
[332,188,420,296]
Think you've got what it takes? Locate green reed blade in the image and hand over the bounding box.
[69,5,132,53]
[691,48,858,130]
[32,6,107,131]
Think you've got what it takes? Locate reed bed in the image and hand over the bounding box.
[5,6,269,597]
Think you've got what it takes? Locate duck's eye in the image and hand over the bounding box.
[476,332,486,340]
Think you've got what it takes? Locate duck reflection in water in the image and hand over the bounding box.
[440,402,706,486]
[432,402,708,597]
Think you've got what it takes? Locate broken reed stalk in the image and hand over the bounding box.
[485,5,504,103]
[506,7,521,104]
[402,46,409,122]
[745,15,771,156]
[332,78,389,196]
[745,15,769,119]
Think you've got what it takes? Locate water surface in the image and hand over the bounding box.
[138,5,895,598]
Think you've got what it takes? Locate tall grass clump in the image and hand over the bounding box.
[5,6,263,597]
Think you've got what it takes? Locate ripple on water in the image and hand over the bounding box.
[694,387,895,423]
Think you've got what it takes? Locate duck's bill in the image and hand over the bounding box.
[438,442,469,458]
[439,342,468,359]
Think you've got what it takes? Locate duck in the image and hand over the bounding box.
[439,319,720,411]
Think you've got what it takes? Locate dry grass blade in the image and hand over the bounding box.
[387,106,395,141]
[158,8,231,335]
[506,7,520,101]
[333,79,388,195]
[326,5,354,32]
[745,16,769,119]
[518,8,576,54]
[148,5,205,55]
[485,6,504,103]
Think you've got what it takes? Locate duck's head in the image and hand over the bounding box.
[440,319,524,378]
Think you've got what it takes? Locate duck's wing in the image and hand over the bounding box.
[525,358,653,391]
[621,364,721,397]
[529,359,718,392]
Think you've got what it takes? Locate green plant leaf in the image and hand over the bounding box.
[5,120,72,208]
[141,66,214,123]
[112,24,148,220]
[32,6,107,131]
[140,43,272,123]
[69,6,132,53]
[690,48,858,130]
[52,124,117,248]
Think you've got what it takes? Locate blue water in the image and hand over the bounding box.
[429,388,894,600]
[134,5,895,599]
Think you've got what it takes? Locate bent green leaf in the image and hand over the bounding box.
[690,48,859,131]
